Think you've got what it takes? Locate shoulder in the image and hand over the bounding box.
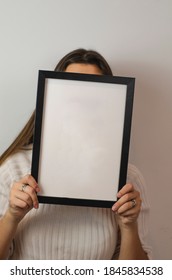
[127,163,145,184]
[0,147,32,184]
[127,163,150,207]
[127,163,147,192]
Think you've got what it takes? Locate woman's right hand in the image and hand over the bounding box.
[7,175,40,223]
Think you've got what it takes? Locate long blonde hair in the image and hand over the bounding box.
[0,48,112,165]
[0,112,35,165]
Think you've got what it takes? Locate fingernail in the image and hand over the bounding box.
[34,202,39,209]
[112,204,117,212]
[36,187,40,193]
[117,192,122,198]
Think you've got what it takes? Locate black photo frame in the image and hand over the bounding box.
[31,71,135,208]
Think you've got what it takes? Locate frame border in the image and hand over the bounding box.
[31,71,135,208]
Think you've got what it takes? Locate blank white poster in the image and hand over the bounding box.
[38,78,127,201]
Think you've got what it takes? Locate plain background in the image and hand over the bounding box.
[0,0,171,259]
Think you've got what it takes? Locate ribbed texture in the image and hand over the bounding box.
[10,205,117,259]
[0,149,152,259]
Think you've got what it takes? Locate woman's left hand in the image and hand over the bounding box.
[112,183,142,230]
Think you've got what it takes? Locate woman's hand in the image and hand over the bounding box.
[7,175,40,223]
[112,183,142,231]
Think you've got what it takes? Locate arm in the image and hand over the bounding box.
[0,175,39,259]
[118,222,148,260]
[112,183,149,260]
[0,211,19,259]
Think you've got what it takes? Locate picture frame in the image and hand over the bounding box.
[31,71,135,208]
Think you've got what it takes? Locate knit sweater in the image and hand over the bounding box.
[0,147,152,259]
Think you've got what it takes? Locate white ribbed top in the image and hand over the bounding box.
[0,148,152,259]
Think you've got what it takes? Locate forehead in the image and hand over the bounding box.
[65,63,103,75]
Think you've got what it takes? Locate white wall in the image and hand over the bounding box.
[0,0,172,259]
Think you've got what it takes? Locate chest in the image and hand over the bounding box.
[14,204,118,259]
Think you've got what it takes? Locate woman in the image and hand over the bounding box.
[0,48,152,259]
